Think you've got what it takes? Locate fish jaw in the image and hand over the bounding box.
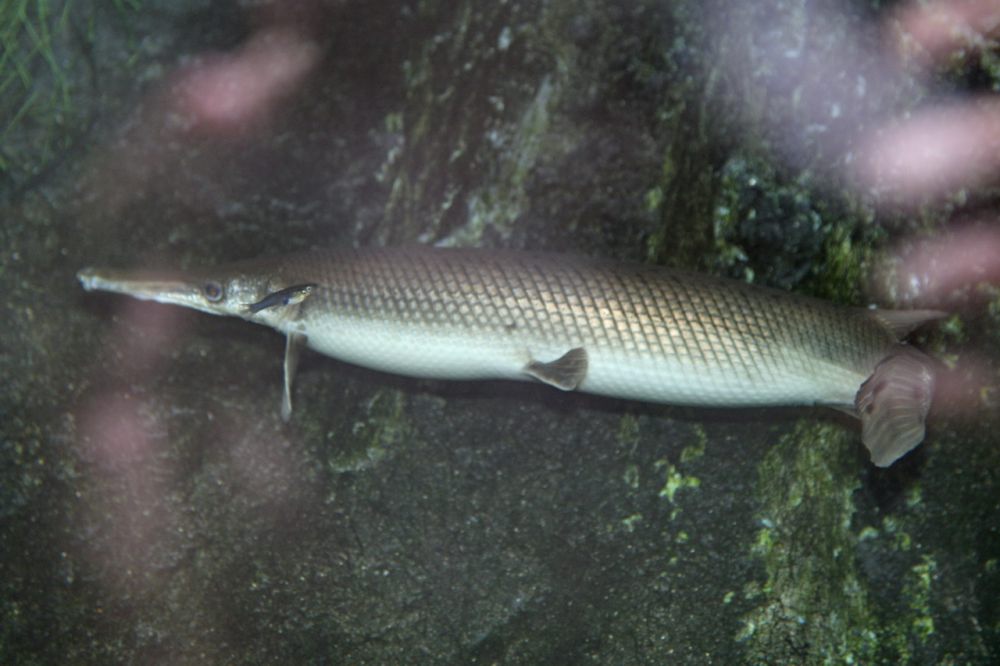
[77,266,267,318]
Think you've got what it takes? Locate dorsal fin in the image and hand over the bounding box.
[855,345,935,467]
[869,309,947,339]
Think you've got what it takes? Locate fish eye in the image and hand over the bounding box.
[202,281,224,302]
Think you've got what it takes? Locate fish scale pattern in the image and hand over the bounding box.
[279,247,894,387]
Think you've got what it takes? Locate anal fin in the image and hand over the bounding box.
[855,345,935,467]
[282,332,307,422]
[524,347,588,391]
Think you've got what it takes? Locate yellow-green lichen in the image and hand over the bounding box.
[858,525,879,541]
[939,314,965,341]
[740,421,950,663]
[648,427,705,516]
[644,186,664,213]
[905,555,936,643]
[623,463,640,490]
[655,460,700,504]
[617,413,641,449]
[740,422,879,663]
[621,513,643,533]
[883,516,913,552]
[804,208,881,304]
[680,425,707,463]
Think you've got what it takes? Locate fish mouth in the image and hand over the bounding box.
[78,267,191,297]
[77,267,214,312]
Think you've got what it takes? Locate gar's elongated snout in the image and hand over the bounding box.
[78,267,212,312]
[78,246,944,467]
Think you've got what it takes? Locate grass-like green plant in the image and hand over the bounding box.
[0,0,141,183]
[0,0,78,175]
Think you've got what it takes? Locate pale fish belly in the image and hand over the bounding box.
[299,315,533,383]
[577,349,867,407]
[293,315,868,408]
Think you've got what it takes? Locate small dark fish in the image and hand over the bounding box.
[245,283,317,314]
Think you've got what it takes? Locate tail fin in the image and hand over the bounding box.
[855,345,935,467]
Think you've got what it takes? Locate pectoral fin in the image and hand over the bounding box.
[855,345,935,467]
[525,347,588,390]
[282,332,307,422]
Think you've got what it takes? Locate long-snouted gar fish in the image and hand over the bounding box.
[77,246,944,467]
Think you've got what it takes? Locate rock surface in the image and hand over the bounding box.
[1,1,998,663]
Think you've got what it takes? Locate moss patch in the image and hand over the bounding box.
[741,422,949,663]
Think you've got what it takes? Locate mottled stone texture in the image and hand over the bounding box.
[1,0,997,664]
